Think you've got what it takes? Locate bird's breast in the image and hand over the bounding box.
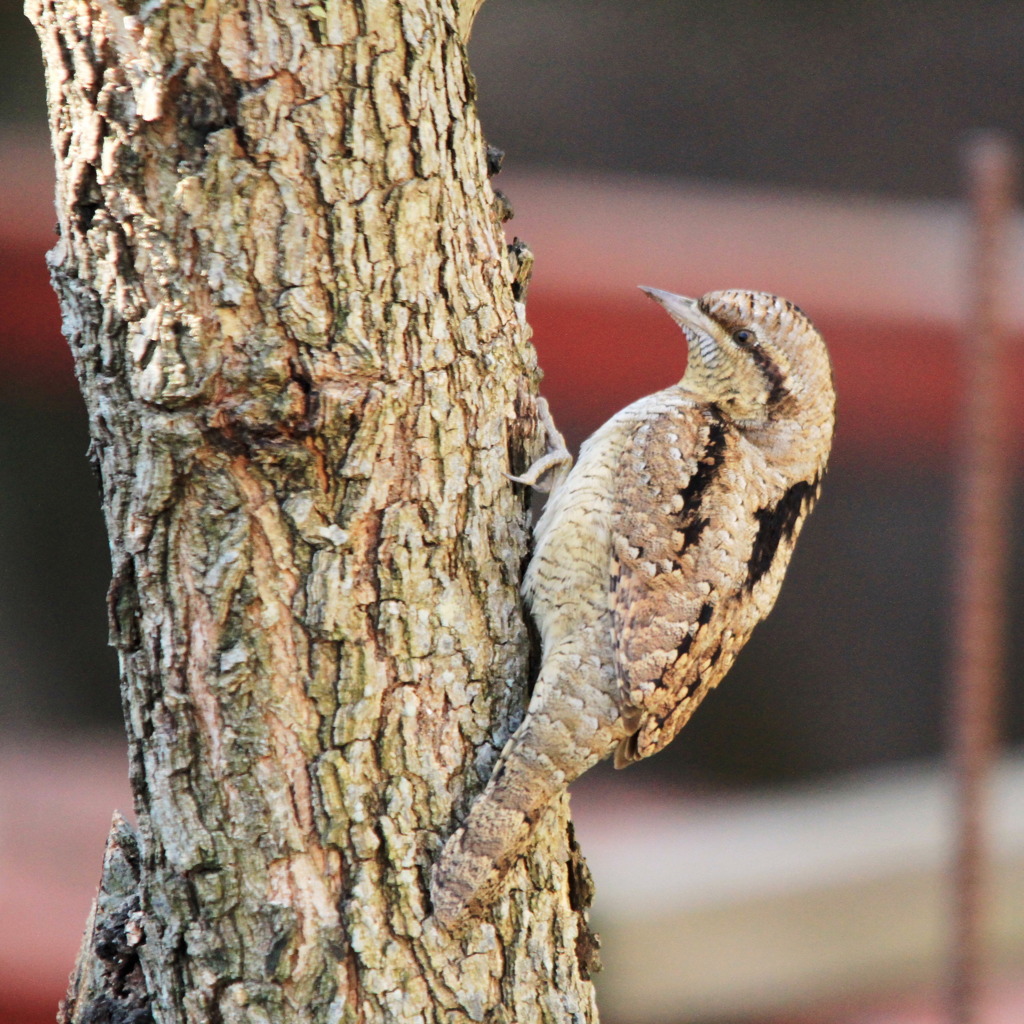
[524,391,701,652]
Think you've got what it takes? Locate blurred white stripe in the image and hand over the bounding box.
[500,167,1024,328]
[571,754,1024,1021]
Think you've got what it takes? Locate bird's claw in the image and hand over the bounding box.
[509,397,572,494]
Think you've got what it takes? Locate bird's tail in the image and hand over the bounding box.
[430,651,624,927]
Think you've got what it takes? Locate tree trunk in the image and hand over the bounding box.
[27,1,600,1021]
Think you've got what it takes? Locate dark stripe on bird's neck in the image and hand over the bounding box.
[678,411,727,509]
[745,476,820,590]
[748,346,787,405]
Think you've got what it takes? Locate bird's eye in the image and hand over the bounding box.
[733,329,754,346]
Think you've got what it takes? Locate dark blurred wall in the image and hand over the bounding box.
[0,4,45,126]
[470,0,1024,200]
[0,390,120,730]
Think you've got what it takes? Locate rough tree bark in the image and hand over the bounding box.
[28,1,600,1021]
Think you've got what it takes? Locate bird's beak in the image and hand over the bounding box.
[639,285,726,372]
[638,286,711,334]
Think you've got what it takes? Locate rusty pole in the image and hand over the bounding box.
[948,133,1016,1024]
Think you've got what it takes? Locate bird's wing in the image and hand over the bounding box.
[609,404,748,766]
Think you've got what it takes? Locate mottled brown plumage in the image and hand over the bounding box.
[431,288,835,926]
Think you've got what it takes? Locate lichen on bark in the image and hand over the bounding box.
[28,1,600,1021]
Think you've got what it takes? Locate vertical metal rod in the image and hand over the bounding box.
[948,133,1016,1024]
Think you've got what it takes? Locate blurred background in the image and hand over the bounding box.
[2,1,1022,1022]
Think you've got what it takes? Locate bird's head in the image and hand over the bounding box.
[640,286,835,429]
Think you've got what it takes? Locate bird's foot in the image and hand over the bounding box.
[508,397,572,494]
